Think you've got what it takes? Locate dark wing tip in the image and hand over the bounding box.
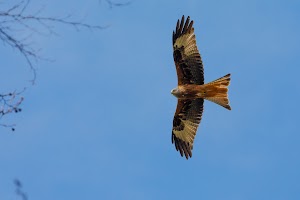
[181,15,185,24]
[172,132,193,159]
[173,15,194,45]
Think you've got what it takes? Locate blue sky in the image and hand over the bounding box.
[1,0,300,199]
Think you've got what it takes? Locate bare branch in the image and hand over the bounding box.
[100,0,132,9]
[0,89,25,131]
[0,0,106,83]
[0,0,107,130]
[14,179,28,200]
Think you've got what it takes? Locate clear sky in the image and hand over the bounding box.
[1,0,300,199]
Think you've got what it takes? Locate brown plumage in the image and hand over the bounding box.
[171,16,231,159]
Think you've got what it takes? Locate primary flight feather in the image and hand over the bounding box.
[171,15,231,159]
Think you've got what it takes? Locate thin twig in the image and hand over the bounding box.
[0,0,107,130]
[0,0,106,83]
[99,0,132,9]
[14,179,28,200]
[0,89,25,131]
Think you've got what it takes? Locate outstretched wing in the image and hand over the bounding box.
[172,98,204,159]
[173,15,204,85]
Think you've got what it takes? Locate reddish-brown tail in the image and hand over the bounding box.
[203,74,231,110]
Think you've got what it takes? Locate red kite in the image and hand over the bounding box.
[171,16,231,159]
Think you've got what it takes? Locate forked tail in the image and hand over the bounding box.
[204,74,231,110]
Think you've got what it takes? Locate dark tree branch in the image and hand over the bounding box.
[14,179,28,200]
[0,0,106,84]
[100,0,132,9]
[0,89,25,131]
[0,0,107,130]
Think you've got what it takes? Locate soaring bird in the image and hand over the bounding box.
[171,15,231,159]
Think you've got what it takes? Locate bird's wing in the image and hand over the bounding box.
[173,15,204,85]
[172,98,204,159]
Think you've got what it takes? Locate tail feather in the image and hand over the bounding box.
[204,74,231,110]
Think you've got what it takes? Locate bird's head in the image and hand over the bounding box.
[171,88,179,96]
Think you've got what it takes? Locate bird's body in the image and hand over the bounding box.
[171,74,231,109]
[170,16,231,159]
[171,75,228,99]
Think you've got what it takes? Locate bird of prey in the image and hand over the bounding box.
[171,15,231,159]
